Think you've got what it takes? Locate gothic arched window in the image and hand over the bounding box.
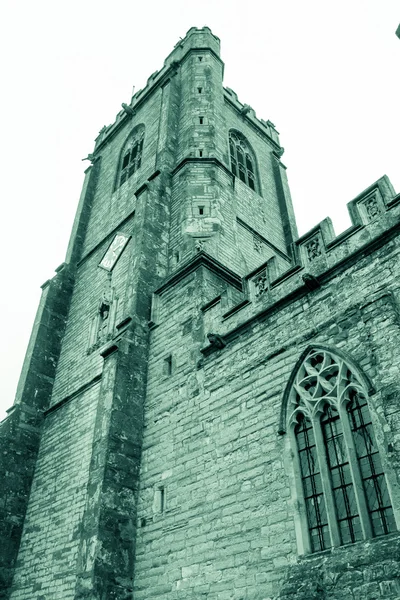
[228,130,259,193]
[286,348,396,554]
[116,125,145,189]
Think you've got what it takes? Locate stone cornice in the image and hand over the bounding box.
[201,218,400,357]
[44,374,102,416]
[171,157,233,180]
[223,94,282,151]
[236,217,291,262]
[154,251,243,296]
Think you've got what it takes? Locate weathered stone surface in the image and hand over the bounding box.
[2,25,400,600]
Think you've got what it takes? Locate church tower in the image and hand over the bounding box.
[2,27,400,600]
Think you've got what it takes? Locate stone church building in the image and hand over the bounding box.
[1,26,400,600]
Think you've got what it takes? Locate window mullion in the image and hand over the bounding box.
[289,427,312,555]
[339,404,373,539]
[312,415,341,547]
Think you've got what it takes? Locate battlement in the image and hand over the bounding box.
[92,27,280,156]
[151,175,400,353]
[223,87,281,149]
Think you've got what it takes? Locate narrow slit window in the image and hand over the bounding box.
[154,486,166,513]
[164,354,172,376]
[198,56,203,62]
[199,117,204,125]
[160,487,165,512]
[198,87,203,94]
[198,206,204,215]
[199,149,203,157]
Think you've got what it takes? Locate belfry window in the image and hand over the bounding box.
[229,130,258,192]
[288,348,396,554]
[117,126,145,189]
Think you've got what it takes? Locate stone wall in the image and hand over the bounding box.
[133,199,400,599]
[3,25,399,600]
[9,384,99,600]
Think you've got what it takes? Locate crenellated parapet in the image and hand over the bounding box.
[92,27,280,159]
[203,175,399,348]
[150,175,400,356]
[223,87,281,150]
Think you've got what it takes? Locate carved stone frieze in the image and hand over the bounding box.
[305,237,322,262]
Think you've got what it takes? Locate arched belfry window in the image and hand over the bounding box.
[285,348,396,554]
[116,125,145,189]
[229,130,259,193]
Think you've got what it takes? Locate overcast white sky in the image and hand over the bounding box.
[0,0,399,420]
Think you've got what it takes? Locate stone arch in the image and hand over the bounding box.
[278,344,374,435]
[228,129,261,194]
[114,123,145,190]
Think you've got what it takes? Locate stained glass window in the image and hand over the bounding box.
[229,131,259,193]
[287,348,396,553]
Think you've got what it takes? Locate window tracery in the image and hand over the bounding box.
[117,126,145,189]
[288,348,396,553]
[229,131,258,193]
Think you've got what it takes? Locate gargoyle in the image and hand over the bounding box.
[302,273,320,291]
[207,333,226,349]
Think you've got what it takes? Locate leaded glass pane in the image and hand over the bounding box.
[228,131,258,192]
[131,144,138,162]
[295,414,330,552]
[322,405,362,544]
[348,396,396,536]
[231,157,238,177]
[246,153,254,173]
[289,348,397,553]
[122,152,130,169]
[117,128,145,189]
[238,167,246,183]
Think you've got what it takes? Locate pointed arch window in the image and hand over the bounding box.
[288,348,396,553]
[229,130,259,193]
[116,125,145,189]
